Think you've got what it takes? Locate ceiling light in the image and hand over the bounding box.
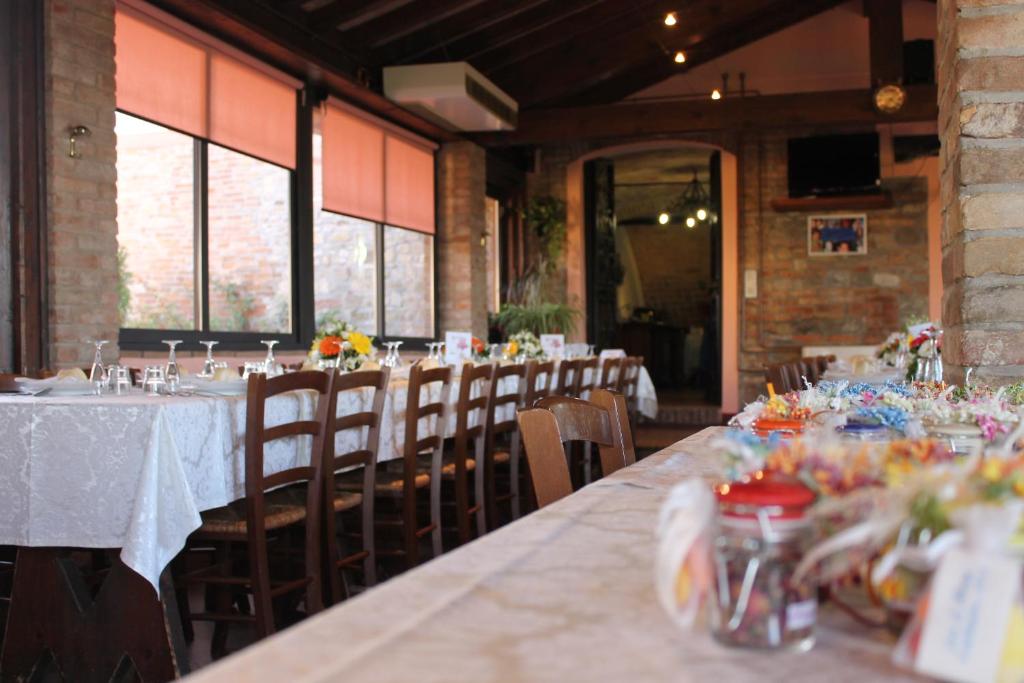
[711,88,722,100]
[664,12,677,26]
[673,51,686,64]
[657,212,670,225]
[686,217,697,228]
[696,208,707,221]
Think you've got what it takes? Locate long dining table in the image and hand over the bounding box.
[181,427,923,683]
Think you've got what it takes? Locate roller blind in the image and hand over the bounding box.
[115,6,297,169]
[322,102,435,234]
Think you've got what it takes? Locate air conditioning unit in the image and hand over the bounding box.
[382,62,518,132]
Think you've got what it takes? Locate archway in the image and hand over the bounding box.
[565,141,739,415]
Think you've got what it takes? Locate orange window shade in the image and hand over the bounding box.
[115,10,208,138]
[384,135,435,235]
[209,54,296,169]
[322,106,385,223]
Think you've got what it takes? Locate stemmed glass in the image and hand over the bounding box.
[389,341,403,368]
[437,342,446,364]
[199,341,219,378]
[162,340,182,394]
[261,340,281,377]
[489,343,501,360]
[587,344,596,357]
[425,342,438,361]
[89,340,108,385]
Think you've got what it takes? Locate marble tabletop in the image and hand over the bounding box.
[183,427,925,683]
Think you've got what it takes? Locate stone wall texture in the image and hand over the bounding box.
[937,0,1024,385]
[46,0,120,367]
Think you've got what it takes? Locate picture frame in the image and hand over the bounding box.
[807,213,867,256]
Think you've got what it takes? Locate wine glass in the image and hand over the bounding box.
[380,342,394,368]
[162,340,182,394]
[143,366,165,396]
[261,340,281,377]
[587,344,596,357]
[391,341,403,367]
[425,342,437,361]
[437,342,446,364]
[199,341,219,378]
[89,340,108,384]
[489,343,501,360]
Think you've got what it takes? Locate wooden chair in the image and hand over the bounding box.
[764,363,792,393]
[799,357,820,386]
[179,370,332,654]
[484,362,528,528]
[619,356,644,426]
[524,359,554,407]
[441,362,493,547]
[553,358,583,397]
[322,367,390,605]
[517,389,633,508]
[599,357,623,391]
[574,357,599,400]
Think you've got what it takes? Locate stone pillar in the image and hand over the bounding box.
[436,141,488,338]
[938,0,1024,384]
[45,0,120,367]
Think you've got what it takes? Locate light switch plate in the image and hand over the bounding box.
[744,269,758,299]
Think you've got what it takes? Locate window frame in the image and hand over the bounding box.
[117,94,439,353]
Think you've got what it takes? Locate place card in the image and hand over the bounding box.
[914,547,1022,683]
[540,334,565,358]
[600,348,626,359]
[444,331,473,366]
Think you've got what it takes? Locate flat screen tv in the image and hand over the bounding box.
[787,132,881,198]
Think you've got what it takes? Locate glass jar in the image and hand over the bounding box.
[710,478,817,651]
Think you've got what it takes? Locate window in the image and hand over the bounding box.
[383,226,434,338]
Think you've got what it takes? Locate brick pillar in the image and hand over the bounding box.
[938,0,1024,384]
[45,0,120,368]
[437,141,488,338]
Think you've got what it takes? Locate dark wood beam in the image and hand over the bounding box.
[358,0,490,49]
[375,0,558,65]
[488,0,769,107]
[551,0,847,107]
[471,84,938,146]
[154,0,458,141]
[306,0,414,35]
[864,0,904,86]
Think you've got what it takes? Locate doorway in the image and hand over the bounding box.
[584,147,723,406]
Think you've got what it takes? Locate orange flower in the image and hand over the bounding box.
[319,335,343,357]
[471,337,485,354]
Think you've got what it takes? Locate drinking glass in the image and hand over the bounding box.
[437,342,446,364]
[261,340,281,377]
[162,340,182,390]
[424,342,436,361]
[143,366,165,396]
[391,341,403,367]
[587,344,596,357]
[489,343,501,360]
[89,340,109,384]
[242,361,263,380]
[199,341,219,378]
[110,365,132,395]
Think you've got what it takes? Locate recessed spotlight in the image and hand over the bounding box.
[673,51,686,64]
[664,12,677,26]
[686,216,697,228]
[711,88,722,100]
[696,208,707,221]
[657,212,670,225]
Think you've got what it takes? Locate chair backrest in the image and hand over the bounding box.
[486,362,527,444]
[535,388,633,477]
[452,362,494,466]
[244,370,333,528]
[553,358,583,397]
[599,357,623,391]
[764,363,790,394]
[322,367,390,479]
[815,355,833,376]
[523,359,554,407]
[403,364,453,475]
[516,408,573,508]
[574,357,599,399]
[799,357,819,386]
[619,356,643,402]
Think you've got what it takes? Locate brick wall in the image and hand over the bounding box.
[937,0,1024,385]
[437,141,487,337]
[45,0,120,368]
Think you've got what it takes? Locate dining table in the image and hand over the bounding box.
[180,427,924,683]
[0,357,659,681]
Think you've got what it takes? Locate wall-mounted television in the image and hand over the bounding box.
[787,132,881,198]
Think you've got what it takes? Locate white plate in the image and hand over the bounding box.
[192,379,247,396]
[15,377,96,396]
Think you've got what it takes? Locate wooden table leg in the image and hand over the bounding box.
[1,548,189,682]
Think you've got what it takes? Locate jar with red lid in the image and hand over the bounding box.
[709,477,817,651]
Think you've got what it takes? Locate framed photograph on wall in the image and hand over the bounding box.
[807,214,867,256]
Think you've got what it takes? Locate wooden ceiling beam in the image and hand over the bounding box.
[470,84,938,146]
[375,0,558,65]
[359,0,490,49]
[864,0,904,86]
[490,0,767,107]
[306,0,413,35]
[550,0,848,107]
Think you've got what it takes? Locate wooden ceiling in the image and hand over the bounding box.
[223,0,852,110]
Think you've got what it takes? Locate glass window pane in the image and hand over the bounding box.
[115,112,196,329]
[485,197,501,314]
[312,126,378,335]
[207,143,292,333]
[384,226,434,338]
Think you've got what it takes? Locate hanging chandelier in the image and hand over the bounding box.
[660,169,717,228]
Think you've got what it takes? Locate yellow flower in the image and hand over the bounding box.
[506,341,518,356]
[347,332,371,356]
[981,458,1004,483]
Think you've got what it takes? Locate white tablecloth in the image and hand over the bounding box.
[182,427,920,683]
[0,360,657,596]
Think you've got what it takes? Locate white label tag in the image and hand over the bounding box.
[540,334,565,358]
[915,548,1022,683]
[444,331,473,366]
[786,599,817,631]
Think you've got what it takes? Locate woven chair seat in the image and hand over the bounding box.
[492,450,511,465]
[337,467,430,496]
[197,487,309,537]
